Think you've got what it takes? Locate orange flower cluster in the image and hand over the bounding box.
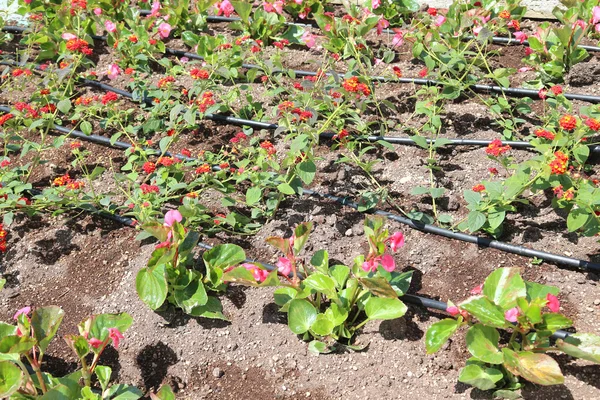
[0,223,6,252]
[158,76,175,88]
[53,174,84,189]
[485,139,511,157]
[342,77,370,96]
[260,141,276,156]
[190,68,209,80]
[534,129,555,140]
[0,113,14,126]
[66,39,93,55]
[559,114,577,131]
[549,151,568,175]
[196,92,215,113]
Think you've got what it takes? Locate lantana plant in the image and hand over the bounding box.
[223,216,412,353]
[426,267,600,398]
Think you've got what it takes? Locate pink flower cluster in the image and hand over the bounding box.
[361,231,405,273]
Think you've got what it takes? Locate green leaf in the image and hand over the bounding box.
[296,160,316,185]
[364,297,407,321]
[567,208,589,232]
[358,277,398,298]
[573,144,590,164]
[329,265,350,289]
[525,281,559,301]
[64,334,90,359]
[502,348,564,386]
[310,250,329,274]
[310,314,334,336]
[80,121,92,136]
[425,318,461,354]
[136,265,168,310]
[174,279,208,314]
[467,211,486,232]
[458,364,503,391]
[103,383,143,399]
[556,333,600,363]
[31,306,65,353]
[95,365,111,392]
[57,99,71,114]
[230,0,252,21]
[324,303,348,326]
[307,340,333,355]
[87,313,133,343]
[464,190,481,205]
[274,287,298,308]
[303,273,337,298]
[483,267,527,309]
[287,299,317,335]
[539,313,572,332]
[150,384,176,400]
[203,244,246,272]
[245,186,261,206]
[466,324,503,364]
[277,183,296,195]
[0,361,23,398]
[459,296,507,328]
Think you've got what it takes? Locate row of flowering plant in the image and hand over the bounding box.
[0,307,176,399]
[222,216,411,353]
[426,267,600,398]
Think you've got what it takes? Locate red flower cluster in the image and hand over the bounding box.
[260,141,276,155]
[143,162,156,174]
[0,159,9,168]
[333,129,349,140]
[291,108,313,122]
[0,113,14,126]
[585,117,600,131]
[101,91,118,105]
[66,39,93,55]
[190,68,209,80]
[550,85,563,96]
[129,35,138,43]
[559,114,577,131]
[549,151,568,175]
[196,92,215,113]
[418,67,429,78]
[140,183,160,194]
[534,129,555,140]
[485,139,511,157]
[499,10,510,19]
[235,35,251,45]
[392,66,402,78]
[53,174,84,189]
[472,184,485,192]
[0,223,7,252]
[181,148,192,158]
[230,132,248,144]
[158,76,175,88]
[216,43,232,51]
[273,39,289,49]
[70,0,87,16]
[158,157,176,167]
[196,164,211,174]
[342,14,360,24]
[342,77,370,96]
[12,69,32,77]
[427,8,437,16]
[75,96,97,106]
[14,102,38,119]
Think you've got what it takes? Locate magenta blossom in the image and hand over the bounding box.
[107,64,120,80]
[105,20,116,33]
[277,257,292,276]
[372,0,380,9]
[263,1,284,14]
[362,258,378,273]
[435,15,446,27]
[470,284,483,295]
[380,254,396,272]
[518,66,533,73]
[62,33,77,41]
[387,232,405,252]
[546,293,560,313]
[593,6,600,25]
[241,263,269,282]
[446,305,459,316]
[505,307,520,323]
[216,0,235,17]
[13,306,31,320]
[391,29,404,47]
[158,23,172,39]
[88,338,103,348]
[524,47,534,56]
[150,1,161,17]
[376,18,389,35]
[513,31,527,44]
[94,8,102,15]
[301,31,316,48]
[108,328,124,349]
[164,210,183,227]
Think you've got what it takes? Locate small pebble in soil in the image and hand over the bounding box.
[594,299,600,306]
[212,367,224,378]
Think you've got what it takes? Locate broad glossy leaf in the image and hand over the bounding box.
[556,333,600,363]
[288,299,317,335]
[426,318,460,354]
[203,244,246,272]
[95,365,111,392]
[31,306,65,353]
[303,273,337,298]
[359,276,398,298]
[324,303,348,326]
[539,313,572,332]
[459,296,506,328]
[466,324,503,364]
[0,360,23,398]
[310,250,329,274]
[329,265,350,289]
[174,279,208,314]
[502,348,564,385]
[87,313,133,342]
[458,364,503,390]
[483,268,526,309]
[150,384,176,400]
[188,296,227,320]
[525,281,559,301]
[307,340,332,355]
[364,297,407,321]
[310,314,334,336]
[136,265,168,310]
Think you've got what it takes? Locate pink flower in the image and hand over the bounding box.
[538,88,547,100]
[263,1,283,14]
[391,29,404,47]
[505,307,520,323]
[62,33,77,40]
[150,1,161,17]
[518,67,533,72]
[108,328,124,349]
[277,257,292,276]
[107,64,120,80]
[163,210,183,227]
[94,8,102,15]
[216,0,234,17]
[158,23,171,39]
[446,306,459,316]
[546,293,560,313]
[525,47,534,56]
[241,263,269,282]
[514,31,527,44]
[573,20,586,30]
[294,0,302,3]
[88,338,103,348]
[593,6,600,25]
[435,15,446,27]
[362,258,378,273]
[387,232,405,252]
[13,306,31,320]
[473,26,482,36]
[105,21,117,33]
[376,18,389,35]
[470,284,483,295]
[301,31,316,48]
[24,0,32,3]
[372,0,380,9]
[380,254,396,272]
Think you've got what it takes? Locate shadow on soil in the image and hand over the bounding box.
[136,341,178,391]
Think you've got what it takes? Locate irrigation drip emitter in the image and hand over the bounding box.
[66,199,572,341]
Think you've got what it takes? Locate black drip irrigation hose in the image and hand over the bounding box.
[302,189,600,272]
[75,201,572,340]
